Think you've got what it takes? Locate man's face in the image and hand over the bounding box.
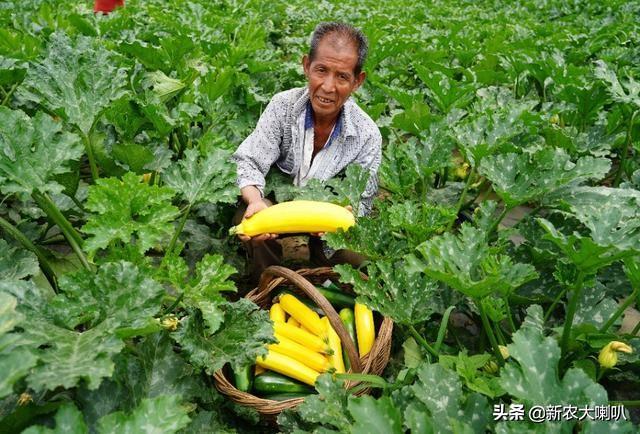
[303,36,365,122]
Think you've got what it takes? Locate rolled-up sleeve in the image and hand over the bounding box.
[232,95,285,195]
[354,130,382,216]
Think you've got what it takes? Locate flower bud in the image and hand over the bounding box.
[161,315,179,331]
[18,393,33,406]
[499,345,510,360]
[598,341,632,369]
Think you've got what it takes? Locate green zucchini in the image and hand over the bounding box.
[261,392,313,401]
[316,286,355,309]
[233,364,253,392]
[339,307,357,371]
[252,371,315,394]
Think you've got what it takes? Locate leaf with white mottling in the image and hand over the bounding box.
[17,32,127,135]
[0,108,82,196]
[479,148,610,208]
[415,223,538,299]
[97,395,190,434]
[0,240,39,281]
[22,403,88,434]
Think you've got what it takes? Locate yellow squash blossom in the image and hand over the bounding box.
[598,341,633,369]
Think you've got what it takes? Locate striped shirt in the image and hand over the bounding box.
[232,87,382,215]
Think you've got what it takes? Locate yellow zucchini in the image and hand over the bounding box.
[256,350,320,386]
[279,293,325,336]
[354,303,375,357]
[254,365,267,376]
[229,200,355,236]
[270,303,286,323]
[287,316,300,327]
[274,322,329,354]
[321,317,345,373]
[271,333,330,372]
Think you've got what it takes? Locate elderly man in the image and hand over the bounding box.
[232,22,382,282]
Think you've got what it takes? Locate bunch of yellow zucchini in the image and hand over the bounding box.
[233,287,376,399]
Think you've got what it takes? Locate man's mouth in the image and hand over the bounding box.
[317,96,333,104]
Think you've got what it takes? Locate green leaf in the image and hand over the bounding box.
[22,403,88,434]
[111,143,155,174]
[0,108,82,196]
[163,148,237,207]
[387,201,456,248]
[594,60,640,108]
[173,299,274,374]
[478,148,610,208]
[335,261,440,325]
[82,172,179,258]
[537,218,627,275]
[183,254,237,334]
[573,282,618,329]
[414,66,475,113]
[551,186,640,252]
[97,395,190,434]
[142,70,186,103]
[27,322,124,393]
[0,292,38,399]
[415,224,538,299]
[17,32,128,135]
[326,164,370,216]
[295,374,352,432]
[0,240,39,280]
[348,395,403,434]
[48,261,165,335]
[399,362,491,434]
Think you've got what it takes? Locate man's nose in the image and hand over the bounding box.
[321,74,336,93]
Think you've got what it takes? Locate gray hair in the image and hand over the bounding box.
[309,22,368,75]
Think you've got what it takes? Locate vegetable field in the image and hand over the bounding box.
[1,0,640,432]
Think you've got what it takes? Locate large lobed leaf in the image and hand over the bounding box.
[97,395,190,434]
[173,299,274,374]
[0,239,39,280]
[0,107,82,196]
[82,172,180,258]
[0,292,38,399]
[497,305,634,432]
[552,186,640,253]
[335,260,441,325]
[17,32,128,135]
[48,261,165,336]
[162,147,237,207]
[479,148,610,208]
[415,224,538,299]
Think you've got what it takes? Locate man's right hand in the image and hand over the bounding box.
[238,200,278,243]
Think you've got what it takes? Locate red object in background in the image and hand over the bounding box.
[94,0,125,13]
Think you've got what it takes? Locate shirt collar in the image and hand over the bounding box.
[293,87,357,140]
[304,100,344,149]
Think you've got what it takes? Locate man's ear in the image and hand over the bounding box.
[353,71,366,91]
[302,55,310,77]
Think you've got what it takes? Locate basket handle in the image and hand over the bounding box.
[258,265,362,373]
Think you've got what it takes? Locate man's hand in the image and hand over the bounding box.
[238,200,278,243]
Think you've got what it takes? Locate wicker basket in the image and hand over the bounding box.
[213,265,394,415]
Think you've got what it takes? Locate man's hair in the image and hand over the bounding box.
[309,22,368,76]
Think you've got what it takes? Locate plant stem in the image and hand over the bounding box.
[434,306,455,353]
[0,215,58,292]
[478,302,505,365]
[1,83,18,106]
[543,286,570,323]
[32,192,91,271]
[80,131,99,182]
[504,298,516,333]
[613,110,637,187]
[408,325,439,358]
[609,400,640,407]
[560,272,585,357]
[600,288,639,333]
[165,204,192,259]
[487,205,511,236]
[447,166,476,231]
[630,319,640,336]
